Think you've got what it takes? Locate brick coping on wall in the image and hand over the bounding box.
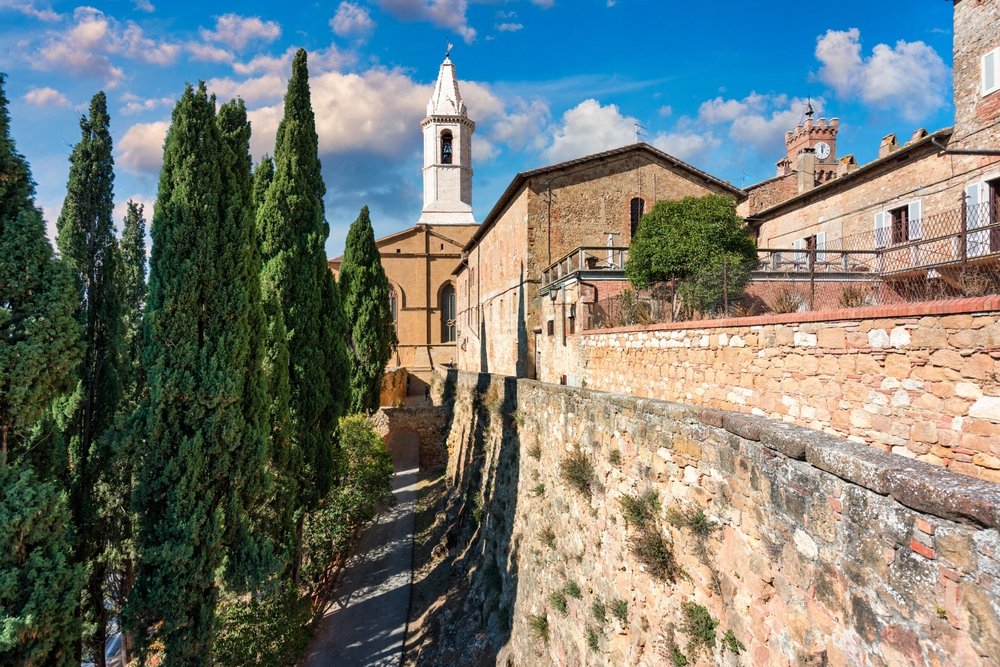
[582,295,1000,335]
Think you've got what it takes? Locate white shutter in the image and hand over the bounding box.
[985,50,998,94]
[816,232,826,263]
[874,211,888,248]
[907,200,922,240]
[794,238,805,268]
[967,182,987,257]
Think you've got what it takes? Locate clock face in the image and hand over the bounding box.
[814,141,831,160]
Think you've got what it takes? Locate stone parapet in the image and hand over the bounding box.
[561,297,1000,480]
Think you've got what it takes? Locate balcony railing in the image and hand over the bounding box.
[541,246,630,289]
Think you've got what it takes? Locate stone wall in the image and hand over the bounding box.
[543,298,1000,481]
[380,367,409,406]
[372,404,445,470]
[417,369,1000,666]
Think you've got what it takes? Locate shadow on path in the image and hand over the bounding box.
[303,430,419,667]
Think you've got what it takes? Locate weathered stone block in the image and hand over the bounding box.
[805,436,902,495]
[884,462,1000,529]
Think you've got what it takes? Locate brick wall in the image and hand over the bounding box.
[416,369,1000,666]
[543,297,1000,481]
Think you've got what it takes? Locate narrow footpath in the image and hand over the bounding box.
[303,429,419,667]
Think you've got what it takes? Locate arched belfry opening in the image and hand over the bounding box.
[441,130,453,164]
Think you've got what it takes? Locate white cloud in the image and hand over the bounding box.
[200,13,281,51]
[815,27,949,122]
[542,99,636,162]
[488,98,550,151]
[119,92,174,116]
[496,22,522,32]
[186,41,232,63]
[117,120,168,173]
[0,0,60,22]
[133,0,154,13]
[531,0,554,7]
[32,7,180,86]
[233,45,353,76]
[24,86,70,108]
[331,2,375,38]
[658,105,672,117]
[375,0,476,44]
[650,131,721,162]
[206,74,285,106]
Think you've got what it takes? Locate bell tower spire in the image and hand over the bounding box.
[419,53,475,225]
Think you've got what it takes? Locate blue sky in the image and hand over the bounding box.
[1,0,955,257]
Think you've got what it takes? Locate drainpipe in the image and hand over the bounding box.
[931,136,1000,156]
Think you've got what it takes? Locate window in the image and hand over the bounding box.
[629,197,645,238]
[441,131,453,164]
[984,48,1000,96]
[441,284,456,342]
[965,179,1000,257]
[874,201,922,248]
[546,320,555,336]
[388,285,398,327]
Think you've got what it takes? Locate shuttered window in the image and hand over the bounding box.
[984,49,1000,96]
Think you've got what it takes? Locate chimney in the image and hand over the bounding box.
[837,154,858,177]
[878,133,898,158]
[797,148,816,194]
[907,128,929,145]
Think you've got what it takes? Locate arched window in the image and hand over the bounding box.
[630,197,646,238]
[441,131,453,164]
[441,284,456,342]
[388,285,398,328]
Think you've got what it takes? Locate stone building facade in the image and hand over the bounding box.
[330,55,478,391]
[745,0,1000,294]
[452,144,744,378]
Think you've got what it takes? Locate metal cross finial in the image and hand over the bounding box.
[446,42,453,57]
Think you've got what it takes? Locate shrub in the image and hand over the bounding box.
[527,442,542,460]
[587,627,600,652]
[767,284,804,313]
[608,449,622,466]
[548,591,568,614]
[611,599,628,625]
[681,602,718,655]
[214,584,312,666]
[565,580,582,599]
[619,490,660,528]
[838,283,872,308]
[561,450,595,498]
[481,382,504,417]
[630,528,679,582]
[540,526,557,550]
[722,629,745,654]
[532,483,546,497]
[669,648,688,666]
[591,599,607,625]
[528,613,549,643]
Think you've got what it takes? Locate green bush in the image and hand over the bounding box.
[565,580,582,599]
[213,584,312,666]
[619,490,660,528]
[722,629,745,654]
[586,627,599,652]
[561,450,595,498]
[611,599,628,625]
[549,590,568,614]
[681,601,718,655]
[630,528,679,582]
[528,613,549,643]
[591,599,607,625]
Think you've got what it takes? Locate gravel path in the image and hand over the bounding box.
[303,430,419,667]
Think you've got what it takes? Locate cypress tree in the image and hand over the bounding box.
[257,49,349,575]
[128,83,267,662]
[118,201,146,410]
[0,73,83,665]
[55,90,123,665]
[339,205,397,414]
[252,155,274,211]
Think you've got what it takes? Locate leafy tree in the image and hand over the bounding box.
[0,73,83,666]
[128,83,268,663]
[56,91,123,664]
[339,205,397,414]
[257,49,349,577]
[626,194,756,317]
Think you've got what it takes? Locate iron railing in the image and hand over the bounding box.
[541,246,630,289]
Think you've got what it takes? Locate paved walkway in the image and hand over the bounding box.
[303,430,419,667]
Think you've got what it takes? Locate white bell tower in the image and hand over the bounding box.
[418,53,475,225]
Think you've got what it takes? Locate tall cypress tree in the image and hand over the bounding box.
[339,205,397,414]
[118,201,146,410]
[252,155,274,211]
[128,84,267,662]
[257,50,349,576]
[0,73,83,666]
[55,90,123,665]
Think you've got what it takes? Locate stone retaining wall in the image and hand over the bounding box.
[372,405,445,470]
[551,297,1000,481]
[380,366,409,406]
[418,369,1000,666]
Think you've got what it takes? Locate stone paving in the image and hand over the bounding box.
[303,430,419,667]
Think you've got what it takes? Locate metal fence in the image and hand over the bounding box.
[584,201,1000,329]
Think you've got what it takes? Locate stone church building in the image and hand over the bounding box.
[330,55,478,392]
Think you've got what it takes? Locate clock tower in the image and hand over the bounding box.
[776,113,839,186]
[418,53,476,225]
